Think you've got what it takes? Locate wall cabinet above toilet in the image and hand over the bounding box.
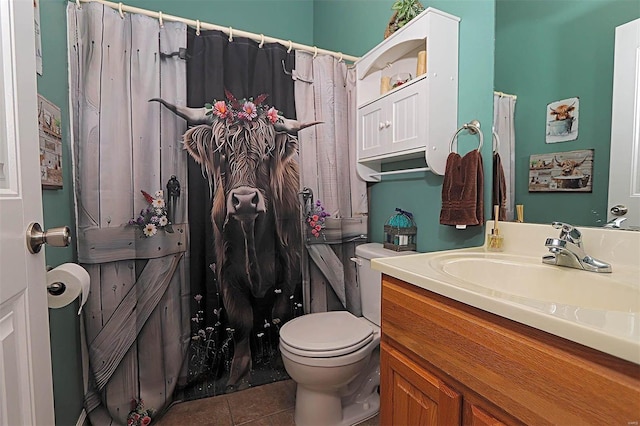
[355,8,460,181]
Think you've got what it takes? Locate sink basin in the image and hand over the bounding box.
[432,252,639,312]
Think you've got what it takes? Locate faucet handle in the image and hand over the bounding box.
[551,222,582,246]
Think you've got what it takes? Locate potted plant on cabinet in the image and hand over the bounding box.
[385,0,424,38]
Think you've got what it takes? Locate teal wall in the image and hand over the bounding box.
[40,0,494,423]
[315,0,496,252]
[38,2,84,425]
[495,0,639,227]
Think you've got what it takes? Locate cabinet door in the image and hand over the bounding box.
[358,100,386,159]
[387,80,424,154]
[463,402,507,426]
[381,342,461,426]
[357,79,426,161]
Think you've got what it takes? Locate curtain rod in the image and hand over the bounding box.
[70,0,360,63]
[494,91,517,100]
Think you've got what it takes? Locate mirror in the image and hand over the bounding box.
[493,0,639,229]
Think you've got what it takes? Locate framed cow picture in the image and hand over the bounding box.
[546,97,579,143]
[528,149,594,192]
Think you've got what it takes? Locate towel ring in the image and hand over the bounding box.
[449,120,483,153]
[492,129,500,153]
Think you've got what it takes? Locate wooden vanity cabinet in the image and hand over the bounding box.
[380,275,640,425]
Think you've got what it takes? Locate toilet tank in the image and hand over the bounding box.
[354,243,416,327]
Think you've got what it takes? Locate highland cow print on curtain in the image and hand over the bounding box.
[165,28,312,397]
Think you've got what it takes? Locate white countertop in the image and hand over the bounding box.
[372,222,640,364]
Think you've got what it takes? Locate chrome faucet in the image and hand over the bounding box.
[603,217,627,229]
[542,222,612,273]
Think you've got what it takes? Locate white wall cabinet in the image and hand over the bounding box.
[355,8,460,181]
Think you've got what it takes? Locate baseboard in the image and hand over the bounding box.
[76,408,87,426]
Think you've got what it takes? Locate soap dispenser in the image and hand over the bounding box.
[488,205,504,252]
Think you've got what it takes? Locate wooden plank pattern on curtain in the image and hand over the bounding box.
[294,52,368,315]
[68,3,188,424]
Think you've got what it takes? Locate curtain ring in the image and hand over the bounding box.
[287,40,292,53]
[228,27,233,42]
[76,0,81,8]
[337,52,343,63]
[118,2,124,19]
[259,34,265,48]
[313,46,318,58]
[158,11,164,27]
[195,20,201,36]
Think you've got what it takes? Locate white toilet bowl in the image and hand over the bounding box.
[279,243,416,426]
[279,311,381,426]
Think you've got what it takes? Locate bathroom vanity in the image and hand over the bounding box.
[373,222,640,424]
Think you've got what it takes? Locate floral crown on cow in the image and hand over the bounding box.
[149,90,320,134]
[204,89,280,125]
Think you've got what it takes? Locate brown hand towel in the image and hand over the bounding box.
[492,152,507,221]
[440,149,484,226]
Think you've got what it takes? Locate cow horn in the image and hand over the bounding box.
[274,117,323,134]
[149,98,214,125]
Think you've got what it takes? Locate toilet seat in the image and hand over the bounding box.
[280,311,374,357]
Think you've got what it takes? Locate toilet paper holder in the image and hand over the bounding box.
[47,281,66,296]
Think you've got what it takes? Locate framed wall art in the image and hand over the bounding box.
[38,94,63,189]
[546,97,579,143]
[529,149,593,192]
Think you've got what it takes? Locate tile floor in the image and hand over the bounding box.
[156,379,379,426]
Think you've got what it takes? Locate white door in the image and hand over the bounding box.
[0,0,55,424]
[607,18,640,230]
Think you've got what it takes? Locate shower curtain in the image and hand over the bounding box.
[493,93,517,221]
[294,53,368,314]
[67,3,189,424]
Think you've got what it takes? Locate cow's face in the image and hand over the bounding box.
[550,103,575,121]
[554,156,586,176]
[149,94,318,239]
[182,118,298,232]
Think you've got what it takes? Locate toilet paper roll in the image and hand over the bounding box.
[47,263,90,315]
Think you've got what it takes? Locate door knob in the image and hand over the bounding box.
[610,204,628,216]
[26,222,71,254]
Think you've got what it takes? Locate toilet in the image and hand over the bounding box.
[279,243,416,426]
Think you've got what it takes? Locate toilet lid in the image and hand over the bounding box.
[280,311,373,357]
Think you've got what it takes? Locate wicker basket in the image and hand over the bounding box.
[384,11,399,39]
